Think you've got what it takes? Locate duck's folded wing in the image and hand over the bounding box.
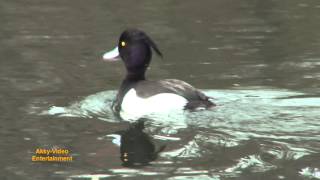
[134,79,210,101]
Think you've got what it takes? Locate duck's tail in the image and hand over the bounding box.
[184,98,216,111]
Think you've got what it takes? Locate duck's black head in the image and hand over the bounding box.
[103,29,162,78]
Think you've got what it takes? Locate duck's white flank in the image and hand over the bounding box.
[121,88,188,117]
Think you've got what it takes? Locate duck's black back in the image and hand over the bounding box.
[134,79,215,110]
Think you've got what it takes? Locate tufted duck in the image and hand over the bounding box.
[102,29,215,117]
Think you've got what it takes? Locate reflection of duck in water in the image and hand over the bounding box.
[118,120,166,167]
[102,29,215,118]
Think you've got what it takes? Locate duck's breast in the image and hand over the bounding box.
[121,88,188,115]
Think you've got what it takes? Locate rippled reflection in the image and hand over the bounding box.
[116,120,166,167]
[36,88,320,179]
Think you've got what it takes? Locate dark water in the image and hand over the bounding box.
[1,0,320,179]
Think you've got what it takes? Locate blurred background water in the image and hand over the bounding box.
[1,0,320,179]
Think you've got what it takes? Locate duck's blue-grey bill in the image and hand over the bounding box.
[102,47,119,61]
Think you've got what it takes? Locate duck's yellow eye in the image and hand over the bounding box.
[121,41,126,47]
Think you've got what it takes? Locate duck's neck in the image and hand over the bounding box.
[125,70,146,81]
[113,70,146,113]
[121,70,146,97]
